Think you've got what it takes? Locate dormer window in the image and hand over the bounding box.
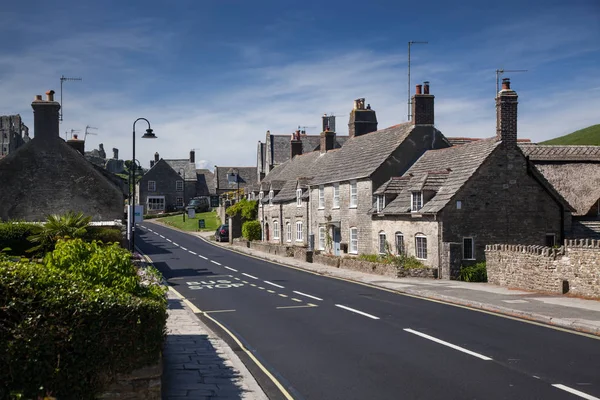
[296,188,302,207]
[411,191,423,212]
[376,195,385,213]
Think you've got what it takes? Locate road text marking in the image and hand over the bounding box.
[242,273,258,280]
[224,266,238,272]
[186,280,244,290]
[267,290,276,293]
[278,294,288,298]
[404,329,492,361]
[335,304,380,320]
[264,280,284,288]
[552,384,600,400]
[293,291,323,301]
[291,298,302,303]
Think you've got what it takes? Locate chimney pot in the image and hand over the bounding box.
[415,84,422,95]
[34,95,42,101]
[190,149,195,163]
[46,90,55,102]
[154,152,159,162]
[73,133,78,139]
[501,78,511,90]
[423,81,430,95]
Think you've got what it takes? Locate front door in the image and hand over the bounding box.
[333,227,341,256]
[264,223,270,242]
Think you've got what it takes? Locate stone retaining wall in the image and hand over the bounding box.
[98,359,161,400]
[337,257,437,278]
[313,253,340,268]
[486,239,600,298]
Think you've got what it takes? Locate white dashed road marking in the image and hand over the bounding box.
[242,273,258,280]
[264,280,284,289]
[224,266,238,272]
[181,246,188,251]
[166,239,172,242]
[552,384,600,400]
[335,304,380,320]
[293,291,323,301]
[189,251,197,255]
[404,329,492,361]
[211,260,221,266]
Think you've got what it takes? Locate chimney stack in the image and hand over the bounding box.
[496,78,518,147]
[348,98,378,138]
[291,130,303,159]
[412,81,434,125]
[322,114,336,132]
[320,126,336,154]
[113,148,119,160]
[31,90,60,141]
[190,149,195,163]
[150,160,155,168]
[154,152,159,162]
[67,133,85,155]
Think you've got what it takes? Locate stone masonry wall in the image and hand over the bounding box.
[486,239,600,298]
[260,199,309,246]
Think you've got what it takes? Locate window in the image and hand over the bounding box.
[545,234,556,247]
[415,234,427,260]
[269,190,274,205]
[259,191,264,201]
[411,191,423,212]
[463,237,474,260]
[296,188,302,207]
[319,226,326,250]
[296,221,303,242]
[273,220,280,239]
[148,181,156,192]
[456,200,462,210]
[318,185,325,209]
[395,232,404,254]
[147,196,165,211]
[176,180,184,192]
[333,183,340,208]
[349,227,358,254]
[376,195,385,213]
[350,181,357,208]
[378,231,386,254]
[286,222,292,242]
[176,197,184,207]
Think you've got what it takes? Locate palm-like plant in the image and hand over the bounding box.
[27,211,92,254]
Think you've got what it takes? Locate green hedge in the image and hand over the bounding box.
[0,222,38,256]
[242,220,261,241]
[0,242,167,399]
[459,262,487,282]
[85,226,123,245]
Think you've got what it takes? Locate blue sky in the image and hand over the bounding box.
[1,0,599,170]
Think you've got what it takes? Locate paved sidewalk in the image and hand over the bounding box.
[163,289,268,400]
[190,230,600,337]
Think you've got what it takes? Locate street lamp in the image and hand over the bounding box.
[130,118,156,252]
[128,159,142,207]
[179,168,186,222]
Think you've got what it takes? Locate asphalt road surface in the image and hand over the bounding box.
[137,223,600,400]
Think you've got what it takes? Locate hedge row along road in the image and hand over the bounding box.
[136,223,600,400]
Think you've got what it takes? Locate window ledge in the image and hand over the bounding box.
[416,257,427,261]
[332,206,340,209]
[318,207,325,210]
[349,206,358,209]
[463,258,476,261]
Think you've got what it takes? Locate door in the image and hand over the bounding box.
[333,227,341,256]
[264,223,270,242]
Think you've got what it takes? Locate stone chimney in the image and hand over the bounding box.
[113,148,119,160]
[320,126,336,154]
[154,152,159,163]
[150,160,155,168]
[67,133,85,155]
[322,114,336,132]
[31,90,60,141]
[412,81,434,125]
[291,130,303,159]
[190,149,195,163]
[496,78,518,147]
[348,98,377,138]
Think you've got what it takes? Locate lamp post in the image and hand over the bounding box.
[179,169,186,222]
[128,159,142,208]
[130,118,157,252]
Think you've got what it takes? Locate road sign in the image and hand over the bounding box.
[198,219,205,229]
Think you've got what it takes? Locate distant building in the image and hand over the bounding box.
[0,114,30,158]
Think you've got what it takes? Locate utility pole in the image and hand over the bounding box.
[495,69,527,94]
[59,75,82,122]
[408,41,428,121]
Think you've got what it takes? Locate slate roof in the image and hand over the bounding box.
[196,168,215,196]
[519,144,600,162]
[373,176,411,195]
[164,159,197,181]
[270,134,348,165]
[447,137,532,146]
[381,139,501,214]
[215,166,258,190]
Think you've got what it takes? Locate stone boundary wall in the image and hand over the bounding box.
[486,239,600,298]
[98,359,161,400]
[232,241,313,262]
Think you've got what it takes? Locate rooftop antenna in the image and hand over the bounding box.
[408,41,428,121]
[495,69,527,95]
[298,125,317,133]
[84,125,98,142]
[69,128,80,140]
[59,75,82,122]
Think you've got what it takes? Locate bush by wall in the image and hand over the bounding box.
[242,220,261,241]
[85,226,123,245]
[226,199,258,220]
[0,222,38,256]
[357,253,426,269]
[458,262,487,282]
[0,245,167,399]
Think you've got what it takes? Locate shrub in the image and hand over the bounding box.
[395,254,426,269]
[459,262,487,282]
[242,220,262,241]
[27,211,92,254]
[226,199,258,220]
[0,259,167,399]
[356,253,426,269]
[85,226,123,245]
[0,222,38,256]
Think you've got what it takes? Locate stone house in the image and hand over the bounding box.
[213,166,258,198]
[371,79,572,279]
[0,91,124,221]
[0,114,30,158]
[137,151,198,213]
[519,144,600,239]
[256,115,348,181]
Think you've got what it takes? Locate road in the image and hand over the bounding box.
[137,222,600,400]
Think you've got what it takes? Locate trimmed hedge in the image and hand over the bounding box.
[0,222,38,256]
[242,220,261,241]
[0,242,167,399]
[85,226,123,245]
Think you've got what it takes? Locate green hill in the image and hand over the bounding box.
[541,124,600,145]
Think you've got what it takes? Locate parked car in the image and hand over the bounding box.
[186,197,210,213]
[215,224,229,242]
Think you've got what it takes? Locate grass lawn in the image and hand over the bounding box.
[541,124,600,145]
[155,211,221,232]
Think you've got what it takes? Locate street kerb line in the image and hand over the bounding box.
[242,273,258,280]
[335,304,380,320]
[140,249,295,400]
[552,384,600,400]
[293,290,322,301]
[264,280,284,288]
[224,266,238,272]
[404,328,492,361]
